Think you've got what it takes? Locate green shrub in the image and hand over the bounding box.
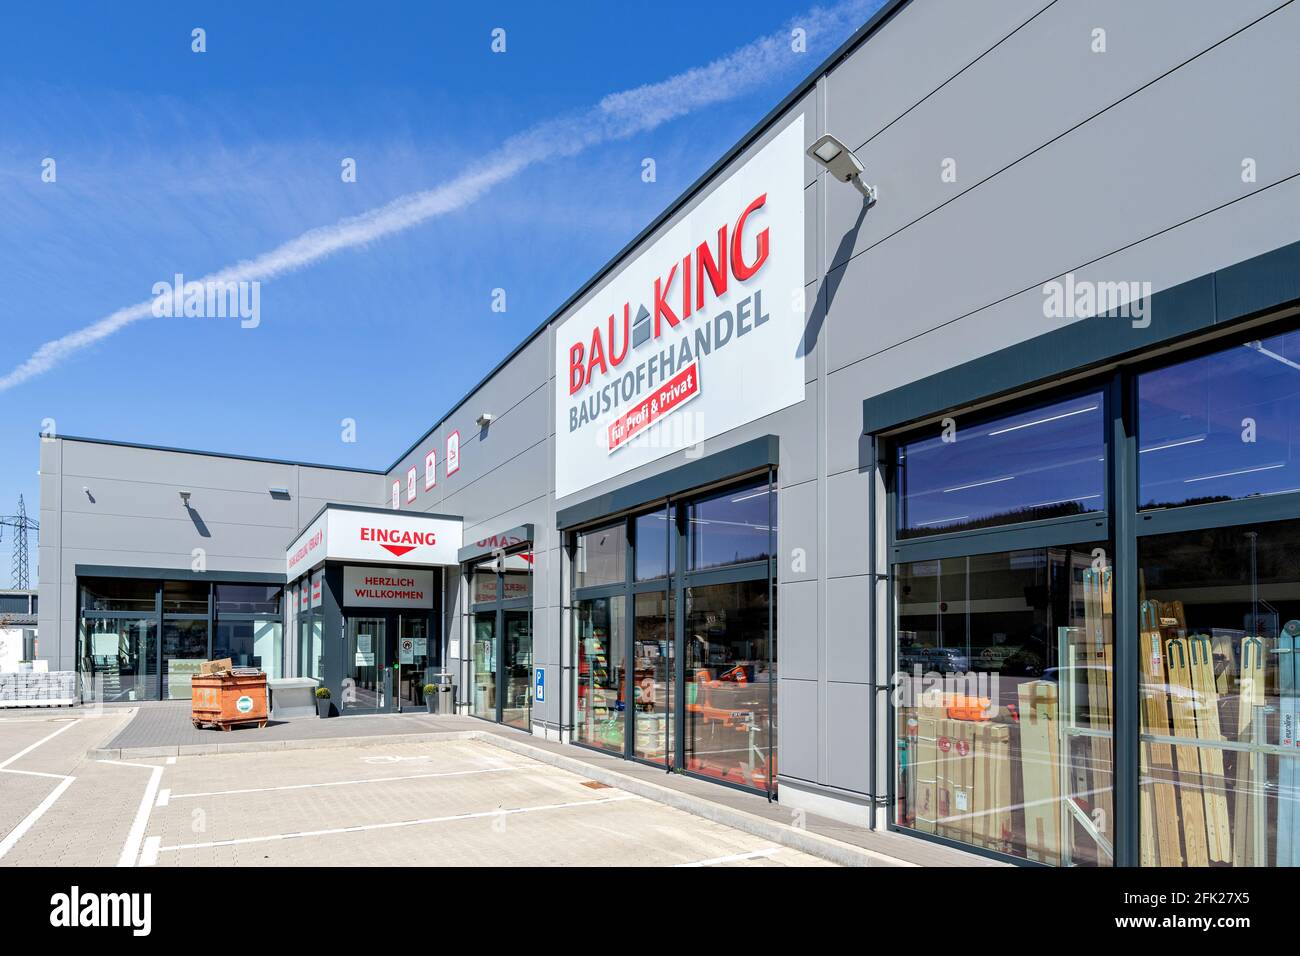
[315,686,331,699]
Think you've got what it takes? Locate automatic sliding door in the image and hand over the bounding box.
[502,609,532,729]
[344,616,385,712]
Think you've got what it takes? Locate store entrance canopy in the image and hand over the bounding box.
[286,504,463,578]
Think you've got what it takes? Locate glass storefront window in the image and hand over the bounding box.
[79,616,157,701]
[161,619,209,699]
[1138,519,1300,867]
[471,564,498,605]
[894,544,1114,866]
[502,609,533,729]
[633,591,673,764]
[574,596,626,752]
[575,523,626,588]
[634,509,671,580]
[1139,332,1300,509]
[896,392,1106,538]
[214,620,281,679]
[81,578,156,613]
[214,584,282,614]
[502,552,533,603]
[688,482,773,570]
[163,580,209,615]
[470,611,497,719]
[684,579,776,789]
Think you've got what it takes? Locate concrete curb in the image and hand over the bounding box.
[87,729,478,760]
[473,732,917,868]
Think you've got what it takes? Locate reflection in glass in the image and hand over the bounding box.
[684,580,776,790]
[1139,333,1300,509]
[343,616,385,711]
[894,544,1114,865]
[81,578,157,613]
[1138,520,1300,867]
[396,614,431,710]
[214,584,282,613]
[574,596,626,753]
[502,552,533,602]
[634,510,671,580]
[163,580,209,615]
[213,620,282,679]
[503,609,533,729]
[80,616,157,701]
[896,393,1106,538]
[633,591,673,764]
[470,611,496,718]
[575,524,626,588]
[161,619,209,699]
[688,483,773,570]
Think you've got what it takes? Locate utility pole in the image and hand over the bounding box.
[0,495,38,590]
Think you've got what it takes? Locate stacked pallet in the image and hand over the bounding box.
[0,670,78,707]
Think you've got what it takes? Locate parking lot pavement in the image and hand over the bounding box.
[0,719,833,867]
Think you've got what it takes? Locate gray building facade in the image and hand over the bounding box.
[37,0,1300,867]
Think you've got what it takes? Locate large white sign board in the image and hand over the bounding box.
[286,507,463,577]
[342,566,435,609]
[553,117,805,499]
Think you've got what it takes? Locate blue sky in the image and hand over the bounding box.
[0,1,881,581]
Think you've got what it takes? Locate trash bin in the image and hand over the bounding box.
[429,671,456,715]
[192,662,268,731]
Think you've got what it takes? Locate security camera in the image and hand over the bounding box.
[179,490,192,505]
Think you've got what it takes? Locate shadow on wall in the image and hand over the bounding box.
[800,201,870,360]
[185,505,211,538]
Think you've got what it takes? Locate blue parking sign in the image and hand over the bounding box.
[535,667,545,702]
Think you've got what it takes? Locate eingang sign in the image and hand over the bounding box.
[285,506,463,576]
[553,117,805,498]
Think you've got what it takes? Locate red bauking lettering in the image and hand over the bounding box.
[607,361,700,452]
[568,193,770,395]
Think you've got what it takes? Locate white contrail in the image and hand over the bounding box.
[0,0,881,392]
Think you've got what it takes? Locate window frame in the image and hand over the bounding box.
[567,471,777,796]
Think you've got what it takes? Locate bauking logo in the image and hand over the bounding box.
[360,526,436,558]
[566,192,770,399]
[50,886,151,936]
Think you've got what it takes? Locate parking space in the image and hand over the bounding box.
[0,715,832,867]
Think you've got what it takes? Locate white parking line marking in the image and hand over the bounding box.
[0,718,81,769]
[158,794,638,853]
[0,718,84,861]
[676,847,780,867]
[166,757,176,765]
[155,788,171,807]
[139,836,162,867]
[97,761,165,867]
[168,765,521,799]
[0,777,75,861]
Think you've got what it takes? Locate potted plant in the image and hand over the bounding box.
[423,683,437,713]
[315,685,333,718]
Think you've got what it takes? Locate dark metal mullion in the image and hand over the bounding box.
[154,582,163,701]
[674,502,688,771]
[624,516,635,758]
[1111,372,1140,867]
[766,465,775,801]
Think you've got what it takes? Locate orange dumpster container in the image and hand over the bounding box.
[191,670,269,731]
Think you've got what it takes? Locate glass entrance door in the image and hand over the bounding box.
[470,612,497,719]
[344,616,386,712]
[395,613,432,711]
[502,609,533,729]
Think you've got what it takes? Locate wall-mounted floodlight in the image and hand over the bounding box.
[269,486,290,498]
[807,134,876,203]
[179,490,192,506]
[476,412,494,428]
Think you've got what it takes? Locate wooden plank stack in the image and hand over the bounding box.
[1079,568,1114,853]
[1138,600,1183,866]
[1232,635,1266,866]
[1018,680,1062,865]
